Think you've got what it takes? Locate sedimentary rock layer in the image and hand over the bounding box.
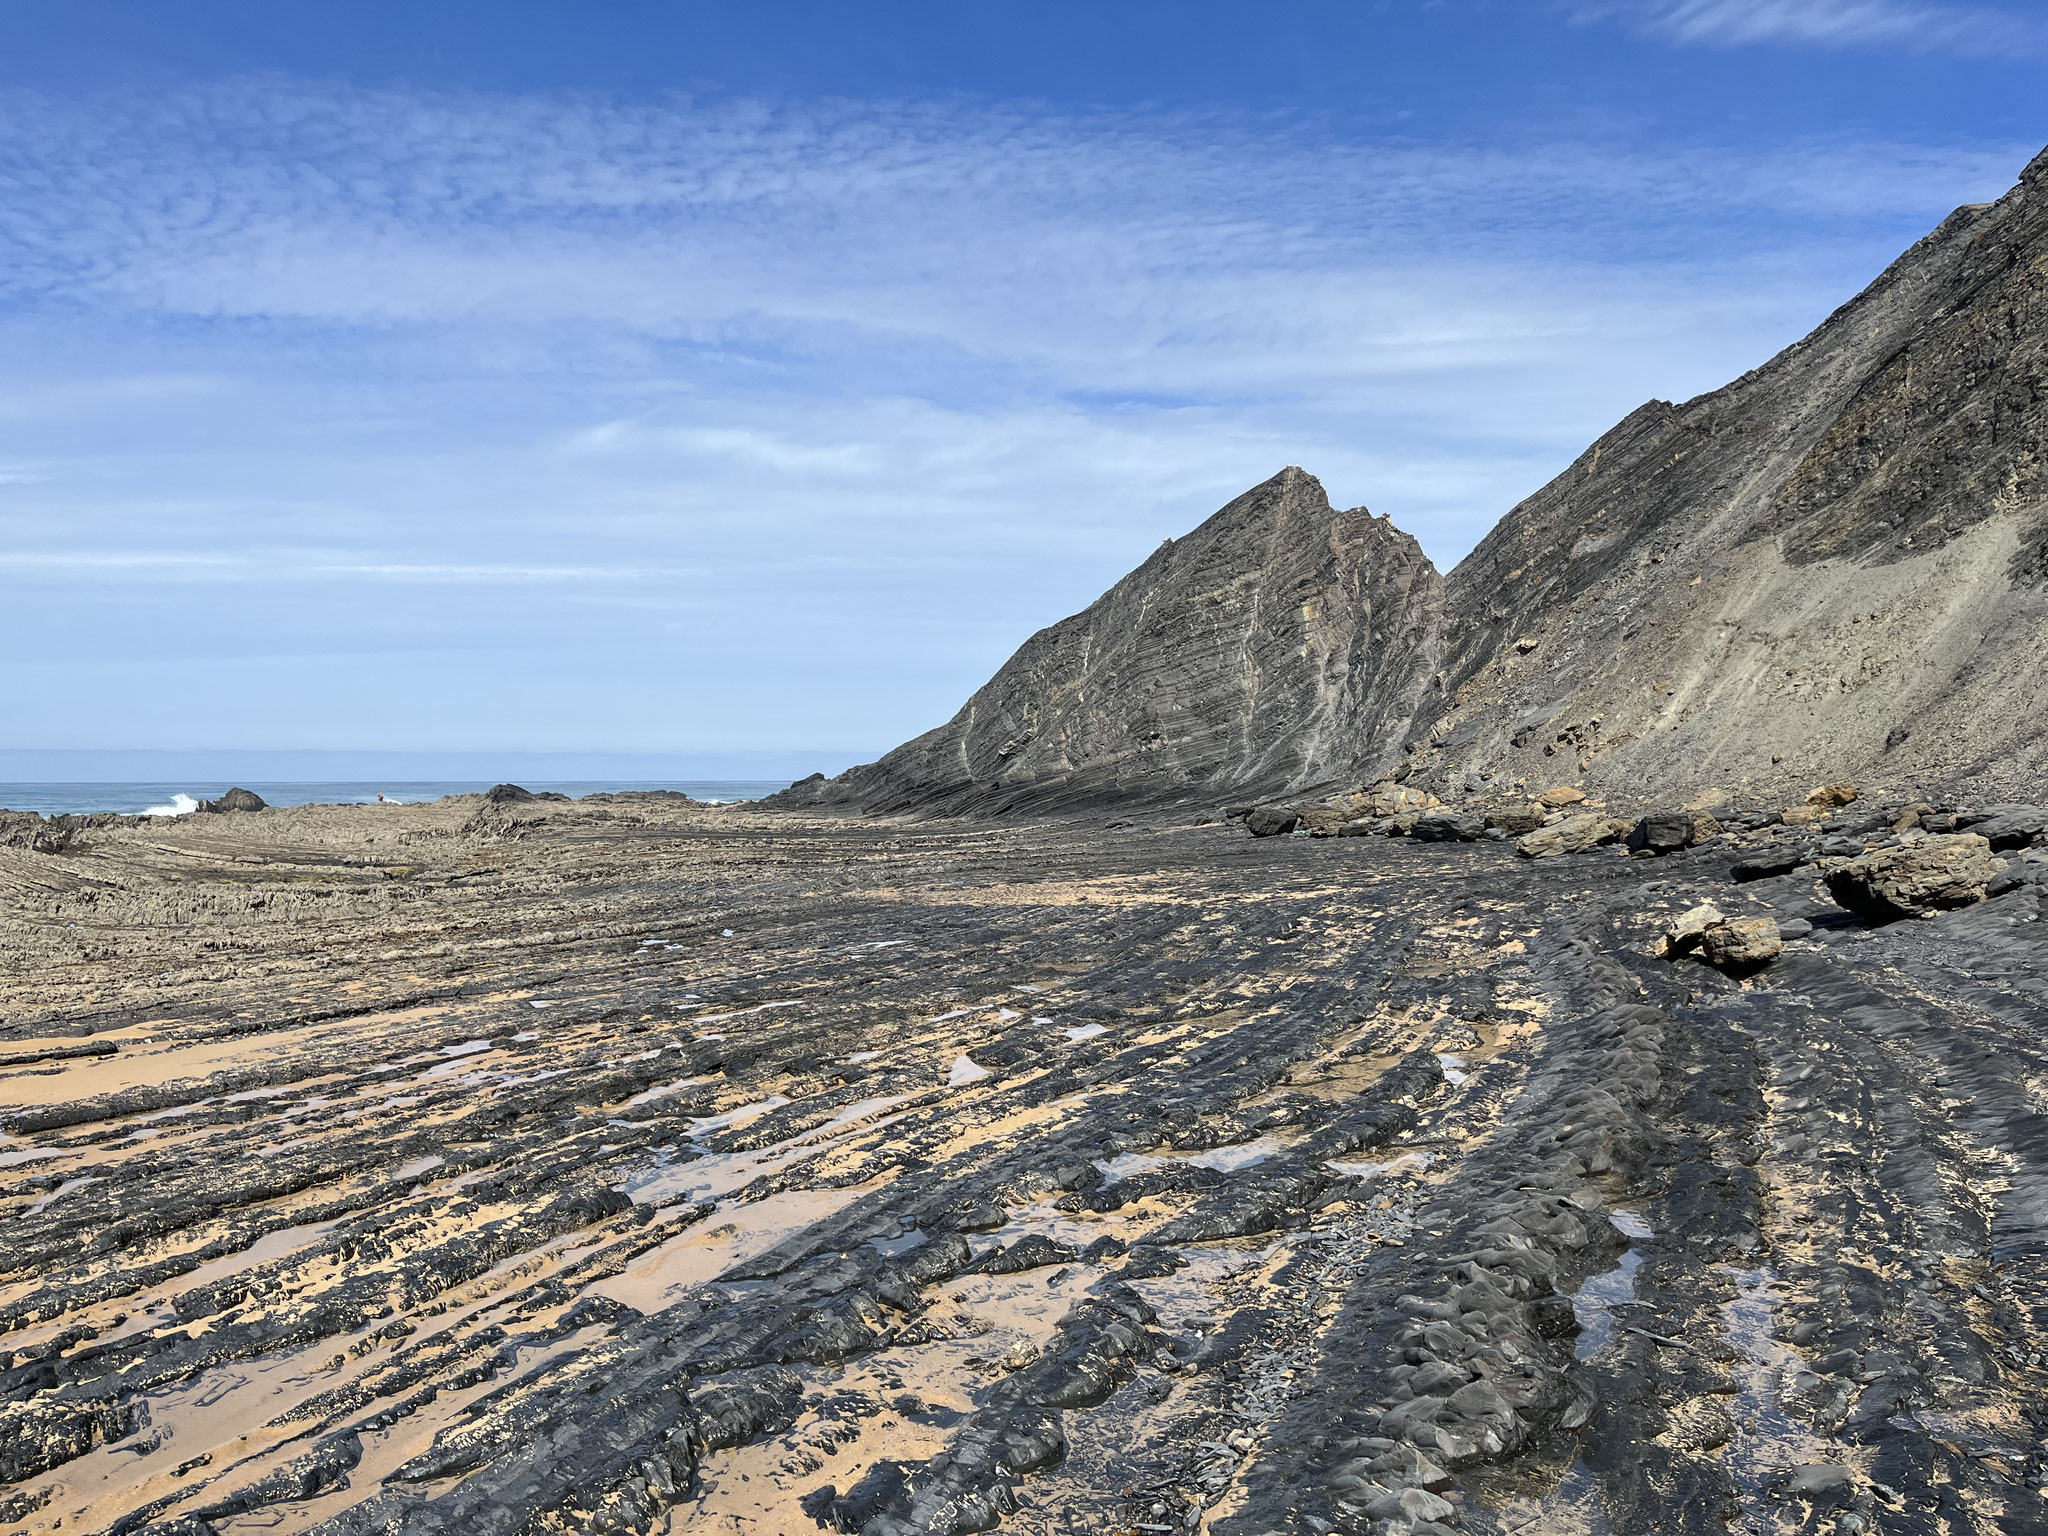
[2,795,2045,1534]
[1416,143,2048,800]
[792,143,2048,814]
[774,467,1441,814]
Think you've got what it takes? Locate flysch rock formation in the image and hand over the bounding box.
[783,144,2048,816]
[3,788,2046,1535]
[777,468,1441,814]
[1417,143,2048,801]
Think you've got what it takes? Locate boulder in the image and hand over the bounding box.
[1485,804,1547,836]
[1243,806,1300,838]
[1700,917,1783,971]
[1411,812,1486,843]
[486,783,537,804]
[1806,783,1860,809]
[1516,813,1627,859]
[1626,810,1695,856]
[1387,811,1425,837]
[1825,834,2001,922]
[197,787,267,814]
[1662,903,1726,956]
[1690,812,1724,845]
[1954,804,2045,852]
[1294,803,1356,837]
[1336,818,1383,837]
[1730,843,1819,882]
[1778,804,1830,827]
[1537,786,1587,809]
[1351,781,1439,817]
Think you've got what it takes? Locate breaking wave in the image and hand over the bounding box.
[141,793,199,817]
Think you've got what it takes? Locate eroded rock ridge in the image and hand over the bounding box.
[788,143,2048,814]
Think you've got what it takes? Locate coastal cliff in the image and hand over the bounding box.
[781,144,2048,814]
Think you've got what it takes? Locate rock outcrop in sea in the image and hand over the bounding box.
[779,144,2048,814]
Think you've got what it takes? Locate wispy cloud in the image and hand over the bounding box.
[0,77,2033,751]
[0,550,703,583]
[1573,0,2048,56]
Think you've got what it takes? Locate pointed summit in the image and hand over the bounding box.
[775,467,1442,813]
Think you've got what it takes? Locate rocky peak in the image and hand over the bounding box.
[782,141,2048,816]
[774,467,1442,813]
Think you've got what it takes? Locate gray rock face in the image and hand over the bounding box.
[785,145,2048,816]
[1411,144,2048,800]
[775,468,1441,814]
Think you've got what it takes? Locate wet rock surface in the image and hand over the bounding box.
[2,794,2046,1534]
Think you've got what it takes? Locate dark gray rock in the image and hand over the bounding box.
[1957,805,2045,852]
[197,788,266,814]
[1987,858,2048,899]
[485,784,536,804]
[1410,812,1485,843]
[1243,805,1300,838]
[1731,844,1818,882]
[972,1233,1081,1275]
[1626,810,1694,856]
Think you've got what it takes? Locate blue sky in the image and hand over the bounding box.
[3,1,2043,772]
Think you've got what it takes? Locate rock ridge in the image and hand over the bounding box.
[777,141,2048,815]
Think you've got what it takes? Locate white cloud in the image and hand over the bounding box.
[1574,0,2048,55]
[0,77,2034,751]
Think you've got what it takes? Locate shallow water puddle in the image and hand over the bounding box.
[1326,1149,1439,1181]
[590,1187,865,1311]
[690,1000,802,1024]
[24,1174,99,1216]
[171,1218,342,1301]
[623,1073,718,1109]
[1095,1134,1289,1184]
[1717,1266,1838,1523]
[1571,1211,1653,1361]
[0,1146,66,1170]
[1486,1457,1615,1536]
[618,1093,910,1211]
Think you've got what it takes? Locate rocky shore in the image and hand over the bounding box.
[3,789,2045,1535]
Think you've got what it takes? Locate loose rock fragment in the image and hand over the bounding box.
[1699,916,1782,971]
[1825,833,2001,921]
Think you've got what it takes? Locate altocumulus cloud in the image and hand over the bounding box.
[0,78,2032,752]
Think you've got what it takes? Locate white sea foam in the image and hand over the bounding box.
[141,793,199,817]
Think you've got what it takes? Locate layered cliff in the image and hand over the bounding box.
[783,143,2048,815]
[1412,143,2048,799]
[775,468,1441,813]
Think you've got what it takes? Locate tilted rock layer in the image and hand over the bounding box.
[779,467,1440,814]
[786,144,2048,814]
[1418,143,2048,800]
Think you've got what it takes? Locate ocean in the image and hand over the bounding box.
[0,781,792,817]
